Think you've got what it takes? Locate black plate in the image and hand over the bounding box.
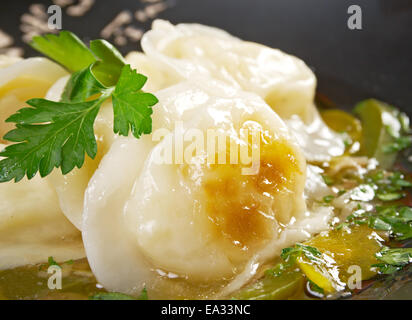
[1,0,412,299]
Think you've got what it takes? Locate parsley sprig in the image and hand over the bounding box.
[0,31,158,182]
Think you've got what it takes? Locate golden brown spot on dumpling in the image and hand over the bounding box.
[203,133,301,253]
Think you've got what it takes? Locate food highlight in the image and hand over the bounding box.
[0,20,411,300]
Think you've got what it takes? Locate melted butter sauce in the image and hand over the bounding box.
[203,135,300,252]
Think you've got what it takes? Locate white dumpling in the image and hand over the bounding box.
[141,20,344,161]
[0,146,84,269]
[45,76,116,229]
[0,57,67,141]
[142,20,317,122]
[125,51,175,92]
[47,53,167,229]
[82,80,332,299]
[0,55,22,69]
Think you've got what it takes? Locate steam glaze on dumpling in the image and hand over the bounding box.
[82,80,307,298]
[141,20,345,162]
[141,20,317,122]
[46,53,166,230]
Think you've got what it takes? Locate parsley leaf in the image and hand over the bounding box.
[322,195,335,204]
[90,292,136,300]
[112,65,158,139]
[0,31,158,182]
[138,287,148,300]
[89,39,126,87]
[0,96,107,181]
[365,170,412,202]
[61,66,107,103]
[90,287,148,300]
[372,247,412,274]
[30,31,96,72]
[382,111,412,154]
[281,244,323,264]
[265,244,324,278]
[48,256,60,267]
[346,204,412,241]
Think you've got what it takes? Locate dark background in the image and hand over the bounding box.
[1,0,412,111]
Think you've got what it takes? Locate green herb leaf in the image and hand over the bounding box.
[48,256,60,267]
[61,66,107,103]
[89,39,126,87]
[281,244,322,264]
[90,292,136,300]
[90,287,148,300]
[383,136,412,154]
[322,195,335,204]
[322,174,334,186]
[1,31,158,182]
[365,170,412,203]
[30,31,96,72]
[112,65,158,139]
[0,96,107,182]
[376,192,403,202]
[372,247,412,274]
[138,287,148,300]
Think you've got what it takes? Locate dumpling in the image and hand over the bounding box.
[0,145,84,269]
[0,55,22,69]
[125,51,175,92]
[142,20,317,122]
[0,57,67,141]
[82,80,330,299]
[141,20,345,161]
[45,76,116,229]
[47,53,168,229]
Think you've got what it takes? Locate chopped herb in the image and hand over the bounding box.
[372,247,412,274]
[48,256,60,267]
[322,195,335,204]
[90,287,148,300]
[281,244,323,264]
[335,222,349,230]
[376,192,403,202]
[138,287,148,300]
[337,189,347,196]
[322,175,334,186]
[364,170,412,203]
[265,244,323,278]
[90,292,136,300]
[382,110,412,154]
[383,136,412,154]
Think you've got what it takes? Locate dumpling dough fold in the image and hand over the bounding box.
[0,144,84,270]
[141,20,317,122]
[82,80,309,298]
[141,20,344,161]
